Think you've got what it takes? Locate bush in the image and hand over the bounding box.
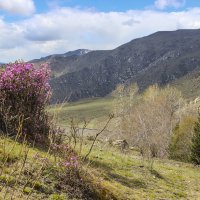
[191,111,200,165]
[116,84,184,159]
[169,116,196,162]
[0,62,52,144]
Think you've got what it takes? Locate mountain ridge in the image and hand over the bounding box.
[31,29,200,102]
[31,49,91,62]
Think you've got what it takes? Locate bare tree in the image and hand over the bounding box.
[114,84,184,160]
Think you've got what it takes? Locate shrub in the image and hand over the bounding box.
[115,84,184,159]
[169,116,196,162]
[0,62,52,144]
[191,111,200,165]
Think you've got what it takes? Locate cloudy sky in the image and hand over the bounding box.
[0,0,199,62]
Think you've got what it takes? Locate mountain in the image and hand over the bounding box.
[31,49,91,77]
[31,49,91,63]
[31,29,200,103]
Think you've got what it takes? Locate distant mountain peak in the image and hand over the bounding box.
[30,49,92,63]
[63,49,91,57]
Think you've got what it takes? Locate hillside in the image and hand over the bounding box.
[1,135,200,200]
[31,29,200,102]
[171,68,200,100]
[31,49,91,77]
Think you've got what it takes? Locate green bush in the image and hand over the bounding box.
[191,111,200,165]
[169,116,196,162]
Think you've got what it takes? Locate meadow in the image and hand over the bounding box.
[1,130,200,200]
[47,96,200,200]
[48,97,114,128]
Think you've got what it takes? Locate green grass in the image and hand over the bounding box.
[0,136,104,200]
[1,134,200,199]
[2,94,200,199]
[0,137,52,200]
[81,142,200,200]
[48,97,114,128]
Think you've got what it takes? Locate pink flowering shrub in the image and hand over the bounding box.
[51,143,79,169]
[32,146,99,200]
[0,62,52,143]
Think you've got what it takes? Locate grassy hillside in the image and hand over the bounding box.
[2,80,200,199]
[0,136,111,200]
[1,136,200,200]
[2,94,200,199]
[172,69,200,100]
[84,143,200,200]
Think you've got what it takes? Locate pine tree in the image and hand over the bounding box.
[191,111,200,165]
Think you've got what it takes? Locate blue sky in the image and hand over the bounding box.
[34,0,198,13]
[0,0,199,62]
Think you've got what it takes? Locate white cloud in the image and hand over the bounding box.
[0,0,35,16]
[154,0,185,9]
[0,7,200,62]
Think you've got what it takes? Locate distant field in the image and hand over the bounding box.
[48,97,114,128]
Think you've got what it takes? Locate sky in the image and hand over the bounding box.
[0,0,199,62]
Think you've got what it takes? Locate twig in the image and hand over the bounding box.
[84,114,114,161]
